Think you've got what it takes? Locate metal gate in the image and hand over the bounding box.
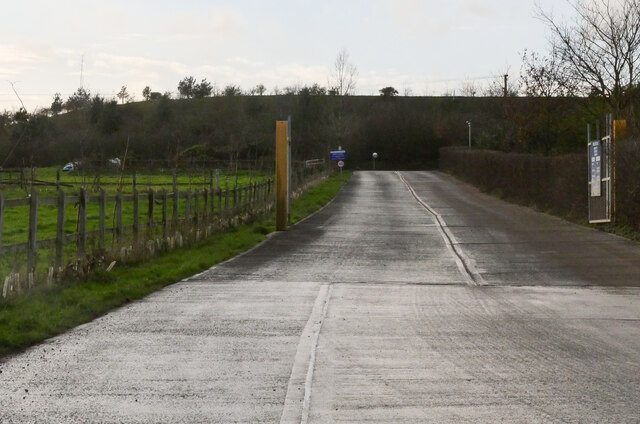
[588,116,613,223]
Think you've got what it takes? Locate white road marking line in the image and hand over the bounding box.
[280,283,334,424]
[396,171,487,286]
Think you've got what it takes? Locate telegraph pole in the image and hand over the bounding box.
[503,74,508,97]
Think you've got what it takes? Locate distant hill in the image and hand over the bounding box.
[0,94,594,170]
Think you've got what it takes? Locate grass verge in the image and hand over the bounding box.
[0,171,352,358]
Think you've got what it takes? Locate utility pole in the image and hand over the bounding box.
[503,74,508,98]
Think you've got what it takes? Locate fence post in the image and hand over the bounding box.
[203,188,208,221]
[223,185,229,217]
[55,190,65,270]
[172,172,179,230]
[116,191,123,244]
[148,189,155,236]
[194,190,200,225]
[99,188,106,251]
[233,186,238,214]
[78,188,87,260]
[0,194,4,273]
[161,190,168,238]
[185,191,192,226]
[133,187,139,242]
[56,169,61,190]
[27,188,39,274]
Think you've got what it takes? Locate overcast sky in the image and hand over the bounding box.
[0,0,577,111]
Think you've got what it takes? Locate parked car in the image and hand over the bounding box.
[62,162,75,172]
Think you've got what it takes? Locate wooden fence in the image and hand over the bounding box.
[0,179,274,297]
[0,159,331,298]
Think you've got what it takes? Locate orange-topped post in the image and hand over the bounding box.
[275,120,290,230]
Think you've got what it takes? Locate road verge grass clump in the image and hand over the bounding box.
[0,171,351,358]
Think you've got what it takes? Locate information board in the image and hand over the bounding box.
[589,141,602,197]
[329,150,346,161]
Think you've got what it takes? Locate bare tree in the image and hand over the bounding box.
[116,85,130,104]
[483,69,520,97]
[520,48,576,97]
[537,0,640,117]
[460,80,479,97]
[329,49,359,96]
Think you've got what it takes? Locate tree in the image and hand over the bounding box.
[459,81,479,97]
[537,0,640,118]
[252,84,267,95]
[51,93,64,115]
[178,76,197,98]
[65,87,91,111]
[379,86,399,97]
[520,48,575,98]
[89,95,105,124]
[116,85,130,104]
[193,79,213,98]
[142,86,151,100]
[100,100,121,134]
[329,49,358,96]
[223,85,242,96]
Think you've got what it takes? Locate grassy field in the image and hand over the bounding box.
[0,167,272,280]
[0,171,351,358]
[1,167,269,199]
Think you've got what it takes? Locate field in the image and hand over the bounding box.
[0,166,273,284]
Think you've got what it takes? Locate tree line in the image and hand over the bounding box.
[0,0,638,169]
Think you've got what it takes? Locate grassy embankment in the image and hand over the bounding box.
[0,171,351,358]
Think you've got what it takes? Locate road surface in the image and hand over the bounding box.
[1,171,639,423]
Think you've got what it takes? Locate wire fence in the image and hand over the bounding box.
[1,160,330,299]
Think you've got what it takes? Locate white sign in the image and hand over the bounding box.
[337,160,345,168]
[590,141,602,197]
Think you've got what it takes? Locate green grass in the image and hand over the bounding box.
[1,167,269,199]
[0,171,351,358]
[0,168,270,276]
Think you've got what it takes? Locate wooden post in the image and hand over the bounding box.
[161,190,168,238]
[0,194,3,245]
[148,189,155,236]
[98,188,106,251]
[232,187,237,214]
[203,188,208,221]
[223,185,229,214]
[78,188,87,260]
[276,120,290,230]
[253,182,257,205]
[0,194,4,272]
[115,191,123,244]
[56,169,61,190]
[55,190,65,270]
[172,172,179,230]
[185,191,192,228]
[194,190,200,225]
[133,187,139,242]
[27,189,38,274]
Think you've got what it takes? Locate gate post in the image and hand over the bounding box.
[275,119,290,231]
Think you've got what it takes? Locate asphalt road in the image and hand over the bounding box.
[1,171,639,423]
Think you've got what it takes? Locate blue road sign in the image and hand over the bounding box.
[330,150,346,161]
